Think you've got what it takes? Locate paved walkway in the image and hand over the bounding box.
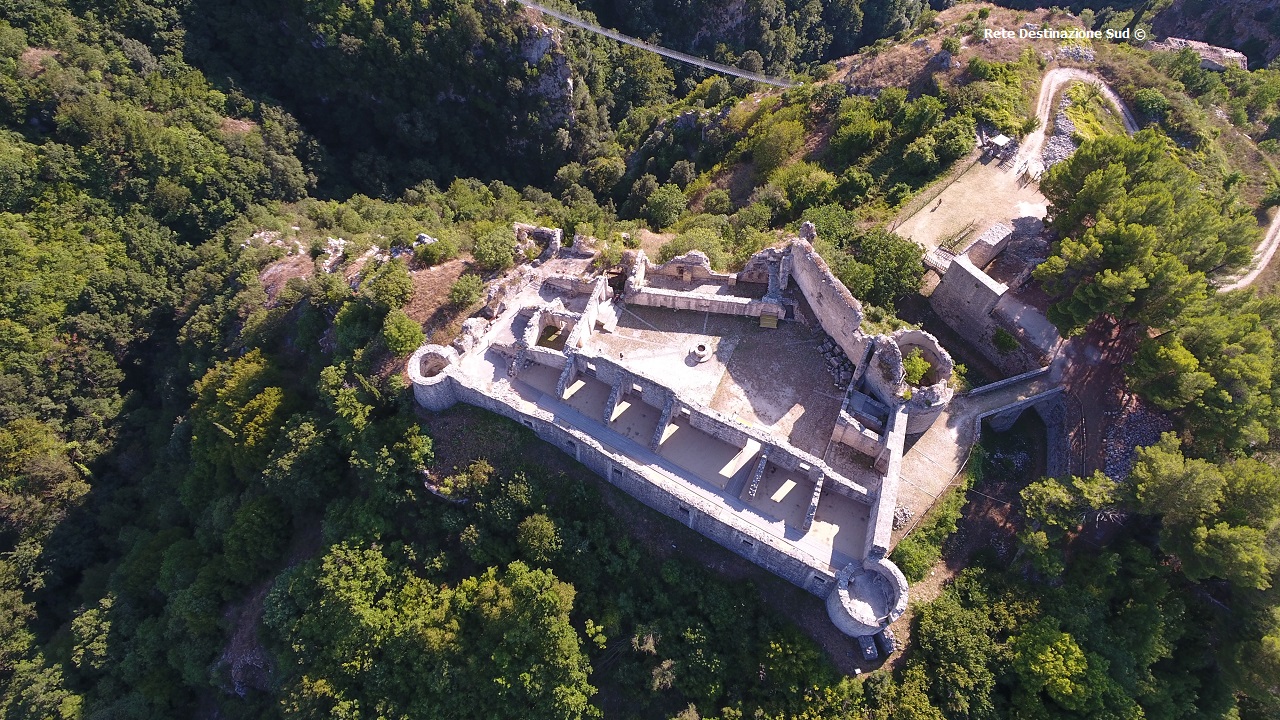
[890,370,1061,543]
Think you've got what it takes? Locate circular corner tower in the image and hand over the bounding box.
[407,344,460,412]
[825,558,909,637]
[892,328,955,434]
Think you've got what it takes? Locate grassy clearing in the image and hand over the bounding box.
[1063,81,1126,142]
[891,446,984,582]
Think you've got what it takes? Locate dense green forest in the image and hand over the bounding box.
[2,0,1280,718]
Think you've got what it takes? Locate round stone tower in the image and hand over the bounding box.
[893,328,955,434]
[825,558,909,637]
[408,344,460,412]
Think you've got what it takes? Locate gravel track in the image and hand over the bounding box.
[1015,68,1138,170]
[1219,208,1280,292]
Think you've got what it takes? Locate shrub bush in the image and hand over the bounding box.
[361,260,414,309]
[1134,88,1170,119]
[448,274,484,307]
[644,183,687,229]
[903,347,931,385]
[751,119,806,177]
[904,135,940,175]
[993,327,1019,353]
[657,228,728,269]
[382,309,425,355]
[892,486,964,582]
[768,162,838,217]
[414,236,459,266]
[703,188,732,215]
[472,226,515,271]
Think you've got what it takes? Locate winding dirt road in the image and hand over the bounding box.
[1220,208,1280,292]
[1018,68,1277,291]
[1015,68,1139,169]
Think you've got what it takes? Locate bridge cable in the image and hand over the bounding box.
[510,0,800,88]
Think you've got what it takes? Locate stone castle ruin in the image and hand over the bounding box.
[928,222,1062,375]
[409,222,959,649]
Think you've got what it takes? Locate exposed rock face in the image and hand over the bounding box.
[520,23,574,126]
[1152,1,1275,68]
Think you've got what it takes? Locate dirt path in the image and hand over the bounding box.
[1022,70,1278,293]
[893,69,1137,250]
[1016,68,1138,169]
[1220,207,1280,292]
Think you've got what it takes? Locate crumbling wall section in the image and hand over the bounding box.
[628,288,773,317]
[441,371,839,598]
[865,405,908,560]
[645,250,728,283]
[520,345,565,370]
[578,277,611,336]
[737,247,783,285]
[587,354,671,409]
[623,250,648,296]
[893,329,955,434]
[962,222,1012,268]
[863,337,905,408]
[408,345,460,412]
[831,416,885,459]
[930,256,1048,375]
[787,240,870,363]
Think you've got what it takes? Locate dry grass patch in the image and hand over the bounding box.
[258,253,315,305]
[18,47,56,77]
[220,117,257,134]
[405,258,472,345]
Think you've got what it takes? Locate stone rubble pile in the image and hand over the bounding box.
[321,237,347,273]
[1042,96,1079,169]
[818,335,855,388]
[1056,44,1096,62]
[990,448,1032,475]
[892,506,914,530]
[1103,405,1173,481]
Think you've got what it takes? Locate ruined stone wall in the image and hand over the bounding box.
[831,417,885,459]
[687,405,753,449]
[894,329,955,434]
[576,277,610,342]
[628,288,766,317]
[645,250,734,283]
[930,256,1005,338]
[441,371,839,597]
[583,354,671,409]
[574,353,872,502]
[962,222,1012,269]
[786,240,871,364]
[524,345,568,370]
[737,248,781,285]
[864,405,908,559]
[624,250,648,296]
[930,257,1047,376]
[410,368,458,412]
[863,337,905,409]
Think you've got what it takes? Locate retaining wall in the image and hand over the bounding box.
[930,255,1044,375]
